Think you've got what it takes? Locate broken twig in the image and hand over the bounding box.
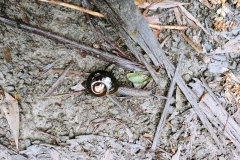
[149,24,187,30]
[151,53,184,150]
[39,0,104,17]
[43,62,74,97]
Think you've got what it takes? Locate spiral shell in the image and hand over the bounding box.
[85,70,119,97]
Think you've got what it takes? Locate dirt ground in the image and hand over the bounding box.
[0,0,240,159]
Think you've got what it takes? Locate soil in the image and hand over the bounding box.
[0,0,240,160]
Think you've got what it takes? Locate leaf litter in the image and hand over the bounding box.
[0,89,19,151]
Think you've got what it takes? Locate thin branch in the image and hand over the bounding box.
[151,52,184,150]
[0,17,145,72]
[38,0,104,17]
[43,61,74,97]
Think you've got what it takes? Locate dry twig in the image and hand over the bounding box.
[43,62,74,97]
[149,24,187,30]
[151,53,184,150]
[39,0,104,17]
[0,17,144,72]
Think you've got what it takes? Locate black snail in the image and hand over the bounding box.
[82,70,168,99]
[84,70,119,97]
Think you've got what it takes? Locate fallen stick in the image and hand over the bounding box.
[43,61,74,97]
[151,53,184,150]
[0,17,145,72]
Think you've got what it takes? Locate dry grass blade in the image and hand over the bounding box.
[144,15,161,24]
[184,15,198,29]
[173,7,183,25]
[160,35,170,47]
[149,1,190,10]
[198,0,213,10]
[149,24,187,30]
[178,5,210,35]
[39,0,104,17]
[180,31,203,53]
[0,92,19,151]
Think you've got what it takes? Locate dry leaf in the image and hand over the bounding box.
[0,91,19,151]
[216,5,229,17]
[210,0,221,4]
[214,20,228,31]
[178,5,210,35]
[214,20,236,31]
[138,2,151,8]
[233,0,240,8]
[134,0,146,6]
[199,0,213,9]
[214,35,240,53]
[100,149,113,160]
[143,133,153,138]
[223,71,240,108]
[3,47,11,62]
[180,31,203,53]
[149,1,189,10]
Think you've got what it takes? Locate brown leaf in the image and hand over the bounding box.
[3,47,11,62]
[1,92,19,151]
[233,0,240,8]
[214,20,236,31]
[210,0,221,4]
[134,0,146,6]
[214,20,228,31]
[181,31,203,53]
[143,133,153,138]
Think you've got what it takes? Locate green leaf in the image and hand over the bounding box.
[127,72,152,84]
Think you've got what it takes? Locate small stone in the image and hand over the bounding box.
[6,85,14,92]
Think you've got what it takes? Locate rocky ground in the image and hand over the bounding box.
[0,0,240,159]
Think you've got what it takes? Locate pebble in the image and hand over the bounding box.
[6,85,14,92]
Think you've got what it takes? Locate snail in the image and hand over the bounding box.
[83,70,119,97]
[82,70,168,99]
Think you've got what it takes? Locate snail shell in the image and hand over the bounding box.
[85,70,119,97]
